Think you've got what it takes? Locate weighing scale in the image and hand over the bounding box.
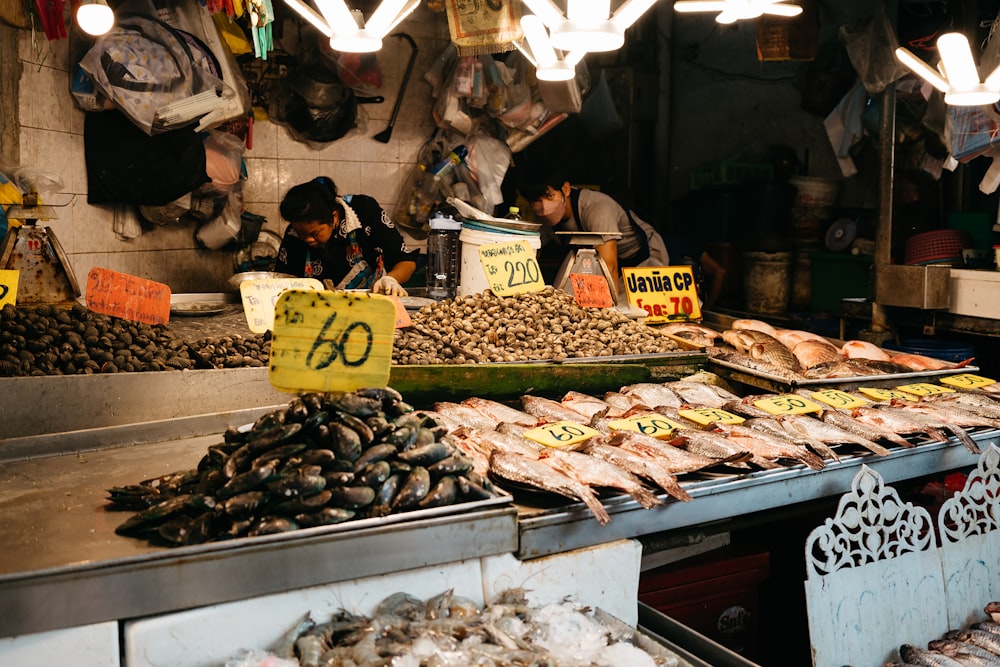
[0,192,81,304]
[552,231,622,302]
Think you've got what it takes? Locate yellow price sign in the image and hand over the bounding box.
[940,373,996,390]
[858,387,914,401]
[896,382,955,397]
[523,421,599,448]
[0,270,18,308]
[607,414,687,439]
[621,265,702,323]
[269,290,395,394]
[810,389,869,410]
[677,408,745,426]
[478,239,544,296]
[240,278,324,333]
[753,394,824,415]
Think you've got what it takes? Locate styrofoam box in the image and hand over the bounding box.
[948,268,1000,319]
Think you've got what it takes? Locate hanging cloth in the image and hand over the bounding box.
[444,0,520,56]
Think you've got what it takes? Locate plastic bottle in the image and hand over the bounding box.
[425,212,463,300]
[505,206,521,220]
[430,145,468,185]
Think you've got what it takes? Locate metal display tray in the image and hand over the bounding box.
[708,356,980,394]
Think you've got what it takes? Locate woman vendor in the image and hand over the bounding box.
[273,176,417,296]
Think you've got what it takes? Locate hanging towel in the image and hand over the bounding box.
[444,0,521,56]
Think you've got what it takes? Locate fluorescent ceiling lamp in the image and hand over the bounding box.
[673,0,802,24]
[522,0,657,53]
[895,32,1000,106]
[282,0,419,52]
[76,0,115,36]
[519,14,581,81]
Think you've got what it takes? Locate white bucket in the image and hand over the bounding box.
[457,226,542,297]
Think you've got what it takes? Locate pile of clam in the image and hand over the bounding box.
[393,288,679,365]
[189,333,270,368]
[106,387,501,546]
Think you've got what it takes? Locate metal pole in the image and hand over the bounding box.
[871,81,895,338]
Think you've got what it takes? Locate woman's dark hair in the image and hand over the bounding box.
[280,176,344,223]
[516,158,571,201]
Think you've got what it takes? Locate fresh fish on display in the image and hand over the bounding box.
[743,417,840,462]
[899,643,969,666]
[986,602,1000,624]
[539,448,663,509]
[581,438,692,501]
[898,401,1000,431]
[777,413,892,456]
[496,421,530,436]
[666,380,742,408]
[820,409,913,449]
[709,348,803,380]
[721,399,775,419]
[842,339,892,361]
[923,393,1000,420]
[454,427,544,459]
[609,430,744,472]
[926,639,1000,666]
[944,630,1000,659]
[560,391,617,420]
[521,395,591,424]
[667,428,775,468]
[887,403,986,453]
[461,397,539,428]
[619,382,684,409]
[659,321,723,347]
[710,423,826,470]
[417,409,462,433]
[801,358,887,379]
[851,405,951,444]
[891,352,974,371]
[432,401,500,431]
[488,450,611,525]
[773,328,836,350]
[731,318,778,335]
[603,391,650,413]
[791,339,844,369]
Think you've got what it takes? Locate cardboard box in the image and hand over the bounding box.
[948,268,1000,319]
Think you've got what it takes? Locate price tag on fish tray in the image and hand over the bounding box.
[940,373,996,390]
[479,240,545,297]
[810,389,869,409]
[677,408,745,426]
[269,290,395,394]
[523,421,599,449]
[858,387,915,402]
[607,414,687,439]
[753,395,824,416]
[895,382,956,397]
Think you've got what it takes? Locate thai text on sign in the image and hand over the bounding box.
[478,240,544,296]
[86,267,171,325]
[240,278,323,333]
[621,266,701,322]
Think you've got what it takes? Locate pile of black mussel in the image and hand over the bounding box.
[106,387,502,546]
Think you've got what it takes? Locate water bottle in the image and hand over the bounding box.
[425,213,463,300]
[505,206,521,220]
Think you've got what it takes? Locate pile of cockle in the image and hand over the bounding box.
[392,288,679,365]
[106,388,501,546]
[226,589,677,667]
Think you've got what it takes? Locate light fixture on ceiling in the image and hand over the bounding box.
[521,0,659,53]
[75,0,115,36]
[282,0,420,52]
[517,14,584,81]
[673,0,802,25]
[896,32,1000,106]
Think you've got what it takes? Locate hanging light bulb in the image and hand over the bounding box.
[522,0,658,53]
[519,14,582,81]
[895,32,1000,106]
[282,0,419,52]
[75,0,115,36]
[673,0,802,25]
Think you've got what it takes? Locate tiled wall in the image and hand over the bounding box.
[14,7,448,294]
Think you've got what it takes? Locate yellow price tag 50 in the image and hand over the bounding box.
[753,395,824,415]
[269,290,395,394]
[479,240,544,297]
[858,387,914,401]
[940,373,996,390]
[896,382,955,397]
[677,408,745,426]
[810,389,869,409]
[523,421,598,448]
[607,414,686,439]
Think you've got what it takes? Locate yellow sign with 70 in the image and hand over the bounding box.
[621,266,702,322]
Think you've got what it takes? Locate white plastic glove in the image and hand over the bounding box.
[372,275,408,297]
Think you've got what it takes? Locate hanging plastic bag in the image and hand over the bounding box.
[465,134,512,212]
[578,70,623,136]
[839,4,910,94]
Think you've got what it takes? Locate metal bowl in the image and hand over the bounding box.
[227,271,298,292]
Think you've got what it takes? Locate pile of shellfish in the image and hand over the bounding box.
[393,288,680,365]
[106,387,502,546]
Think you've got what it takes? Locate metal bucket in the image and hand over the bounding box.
[742,251,791,314]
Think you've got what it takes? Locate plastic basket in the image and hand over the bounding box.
[903,229,972,265]
[690,161,773,190]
